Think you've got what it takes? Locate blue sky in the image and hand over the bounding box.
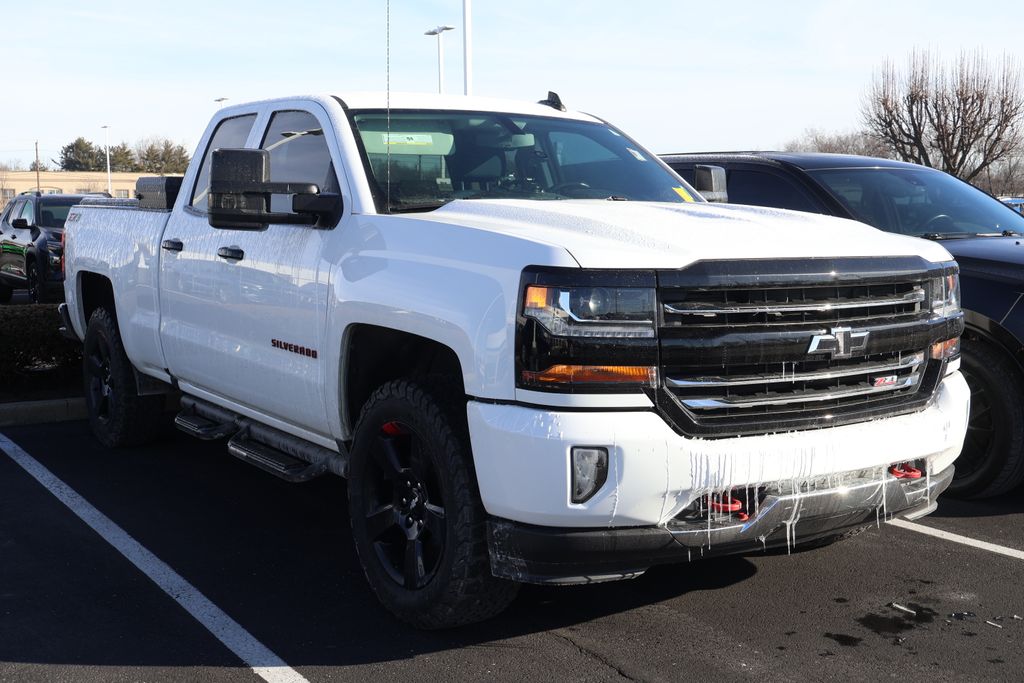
[1,0,1020,167]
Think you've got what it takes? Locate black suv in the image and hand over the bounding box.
[662,152,1024,498]
[0,193,91,303]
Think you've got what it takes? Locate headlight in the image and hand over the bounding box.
[930,271,960,317]
[523,284,655,338]
[517,269,658,392]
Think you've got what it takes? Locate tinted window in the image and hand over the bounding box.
[350,110,699,212]
[19,201,36,224]
[1,200,20,224]
[727,169,821,213]
[190,114,257,210]
[808,167,1024,236]
[261,110,340,214]
[39,198,79,228]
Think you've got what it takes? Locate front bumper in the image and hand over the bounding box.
[487,464,953,584]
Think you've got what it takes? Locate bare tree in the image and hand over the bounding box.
[863,50,1024,182]
[783,128,892,158]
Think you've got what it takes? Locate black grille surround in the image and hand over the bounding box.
[653,257,963,439]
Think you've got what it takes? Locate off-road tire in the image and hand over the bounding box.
[83,307,164,447]
[947,338,1024,499]
[348,378,518,629]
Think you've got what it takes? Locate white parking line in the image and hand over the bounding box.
[889,518,1024,561]
[0,432,309,683]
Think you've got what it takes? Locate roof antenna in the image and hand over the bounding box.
[538,91,566,111]
[385,0,392,212]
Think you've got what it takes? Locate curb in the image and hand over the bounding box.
[0,398,88,427]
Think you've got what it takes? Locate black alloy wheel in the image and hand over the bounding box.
[362,420,447,590]
[348,379,518,629]
[85,331,115,427]
[82,307,164,447]
[26,261,40,303]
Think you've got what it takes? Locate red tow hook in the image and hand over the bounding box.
[708,494,750,521]
[889,463,923,479]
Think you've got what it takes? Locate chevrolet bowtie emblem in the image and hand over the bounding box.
[807,326,869,359]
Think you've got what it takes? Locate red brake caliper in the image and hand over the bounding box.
[381,421,403,436]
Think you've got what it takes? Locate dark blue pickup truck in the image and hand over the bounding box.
[662,152,1024,499]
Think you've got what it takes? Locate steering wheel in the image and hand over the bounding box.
[923,214,954,231]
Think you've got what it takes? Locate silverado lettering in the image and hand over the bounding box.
[271,339,318,359]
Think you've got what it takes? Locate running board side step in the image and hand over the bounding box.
[175,411,238,440]
[176,395,349,482]
[228,433,326,483]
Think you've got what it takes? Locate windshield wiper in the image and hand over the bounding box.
[606,195,629,201]
[918,232,971,241]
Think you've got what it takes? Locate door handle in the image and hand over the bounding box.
[161,239,183,252]
[217,246,245,261]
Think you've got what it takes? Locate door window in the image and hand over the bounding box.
[190,114,258,210]
[18,200,35,225]
[260,110,340,213]
[1,200,22,225]
[727,169,822,213]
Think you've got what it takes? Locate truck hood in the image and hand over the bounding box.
[939,236,1024,284]
[424,199,953,268]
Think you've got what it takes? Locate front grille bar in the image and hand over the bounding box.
[666,351,925,389]
[663,288,925,316]
[680,373,922,410]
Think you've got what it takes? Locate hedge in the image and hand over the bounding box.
[0,304,83,386]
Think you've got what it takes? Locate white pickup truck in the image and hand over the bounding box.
[60,92,969,628]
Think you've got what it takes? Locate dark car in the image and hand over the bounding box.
[0,192,91,303]
[661,152,1024,499]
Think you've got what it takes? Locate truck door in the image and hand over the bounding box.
[1,199,34,283]
[160,104,341,438]
[0,199,24,283]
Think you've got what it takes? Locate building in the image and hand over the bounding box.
[0,170,154,209]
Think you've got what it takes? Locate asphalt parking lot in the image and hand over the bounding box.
[2,419,1023,682]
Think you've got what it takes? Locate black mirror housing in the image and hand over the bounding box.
[694,164,729,203]
[11,218,30,229]
[208,148,342,230]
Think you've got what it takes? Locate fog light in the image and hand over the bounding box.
[571,447,608,504]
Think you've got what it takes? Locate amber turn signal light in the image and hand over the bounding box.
[521,364,657,387]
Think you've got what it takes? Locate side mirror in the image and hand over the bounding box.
[11,218,30,229]
[693,164,729,203]
[208,148,342,230]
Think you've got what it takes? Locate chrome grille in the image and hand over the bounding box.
[655,259,954,438]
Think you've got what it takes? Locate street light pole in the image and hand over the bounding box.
[424,26,455,94]
[463,0,472,95]
[101,125,111,195]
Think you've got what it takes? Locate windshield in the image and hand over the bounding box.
[350,110,698,212]
[39,198,80,229]
[807,167,1024,238]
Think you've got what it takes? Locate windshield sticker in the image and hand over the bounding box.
[673,187,695,202]
[627,148,646,162]
[383,133,433,146]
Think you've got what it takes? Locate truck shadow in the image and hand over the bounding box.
[1,420,757,670]
[930,489,1024,519]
